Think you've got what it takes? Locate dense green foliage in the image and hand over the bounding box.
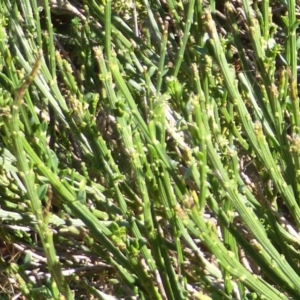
[0,0,300,299]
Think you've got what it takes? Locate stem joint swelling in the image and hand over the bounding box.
[4,52,74,298]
